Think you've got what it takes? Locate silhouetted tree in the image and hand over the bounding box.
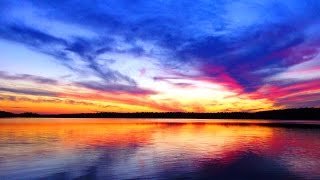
[0,108,319,120]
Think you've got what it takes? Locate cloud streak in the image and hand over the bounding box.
[0,71,58,85]
[0,87,57,97]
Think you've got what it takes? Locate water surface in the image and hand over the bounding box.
[0,118,320,179]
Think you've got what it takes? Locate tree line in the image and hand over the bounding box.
[1,108,319,120]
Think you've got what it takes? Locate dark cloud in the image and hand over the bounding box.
[0,87,57,97]
[0,24,67,47]
[0,71,58,85]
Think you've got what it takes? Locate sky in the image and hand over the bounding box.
[0,0,319,114]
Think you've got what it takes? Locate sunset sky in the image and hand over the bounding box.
[0,0,319,114]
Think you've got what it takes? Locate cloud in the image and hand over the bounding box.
[0,87,57,97]
[65,37,138,85]
[76,81,156,95]
[0,71,58,85]
[0,23,142,92]
[266,57,320,83]
[0,24,67,46]
[0,94,120,110]
[248,79,320,108]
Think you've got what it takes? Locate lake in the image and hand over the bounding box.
[0,118,320,179]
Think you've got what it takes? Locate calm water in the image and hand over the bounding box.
[0,118,320,180]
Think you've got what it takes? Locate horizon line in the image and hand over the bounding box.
[1,107,319,115]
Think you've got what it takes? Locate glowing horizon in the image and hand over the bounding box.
[0,1,319,114]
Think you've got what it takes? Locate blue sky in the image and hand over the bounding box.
[0,0,319,113]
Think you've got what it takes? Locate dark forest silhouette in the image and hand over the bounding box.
[0,108,319,120]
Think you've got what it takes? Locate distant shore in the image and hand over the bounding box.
[1,108,319,120]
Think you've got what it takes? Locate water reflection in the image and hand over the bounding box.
[0,118,319,179]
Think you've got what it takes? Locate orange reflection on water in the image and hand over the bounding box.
[0,118,320,179]
[0,119,160,149]
[150,124,273,159]
[0,119,273,163]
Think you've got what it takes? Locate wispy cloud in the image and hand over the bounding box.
[0,87,57,97]
[75,81,156,95]
[0,71,58,85]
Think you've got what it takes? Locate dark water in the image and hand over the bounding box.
[0,118,320,180]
